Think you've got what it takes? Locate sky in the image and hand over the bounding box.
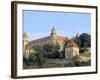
[23,10,91,41]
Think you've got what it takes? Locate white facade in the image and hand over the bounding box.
[65,47,79,59]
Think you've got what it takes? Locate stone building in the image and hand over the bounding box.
[65,40,79,59]
[23,32,31,59]
[23,26,79,59]
[28,26,67,51]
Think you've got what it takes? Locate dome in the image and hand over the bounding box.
[23,32,28,38]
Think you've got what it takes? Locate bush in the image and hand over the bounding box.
[64,55,91,67]
[79,48,89,53]
[65,59,82,67]
[42,44,52,52]
[33,50,47,68]
[47,51,60,58]
[23,56,28,65]
[81,60,91,66]
[28,53,36,63]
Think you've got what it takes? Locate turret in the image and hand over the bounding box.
[51,26,56,39]
[23,32,29,48]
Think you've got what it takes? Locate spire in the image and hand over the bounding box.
[51,26,56,35]
[51,26,56,44]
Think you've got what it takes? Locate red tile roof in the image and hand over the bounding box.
[56,35,67,41]
[29,34,78,48]
[66,40,79,48]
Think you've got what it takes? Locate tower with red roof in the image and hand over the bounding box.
[65,40,79,59]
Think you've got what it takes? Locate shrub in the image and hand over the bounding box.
[79,48,89,53]
[47,51,60,58]
[64,55,90,67]
[64,58,82,67]
[33,50,47,68]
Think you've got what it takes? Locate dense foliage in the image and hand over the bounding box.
[23,33,91,68]
[24,43,61,68]
[73,33,91,48]
[73,33,91,53]
[64,55,91,67]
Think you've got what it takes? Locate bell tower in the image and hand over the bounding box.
[51,26,56,44]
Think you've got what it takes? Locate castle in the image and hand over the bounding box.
[23,26,79,59]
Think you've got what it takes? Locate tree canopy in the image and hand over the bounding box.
[79,33,91,47]
[73,33,91,48]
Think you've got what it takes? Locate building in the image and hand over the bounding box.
[65,40,79,59]
[23,26,79,59]
[23,32,29,48]
[23,32,33,59]
[28,26,68,51]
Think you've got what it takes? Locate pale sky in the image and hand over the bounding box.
[23,10,91,41]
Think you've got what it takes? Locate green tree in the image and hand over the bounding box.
[28,45,48,68]
[42,43,60,53]
[42,44,52,53]
[73,33,91,48]
[64,55,91,67]
[64,55,82,67]
[28,52,36,64]
[32,45,41,51]
[79,33,91,48]
[34,50,47,68]
[52,43,60,52]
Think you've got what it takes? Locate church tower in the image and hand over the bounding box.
[51,26,56,44]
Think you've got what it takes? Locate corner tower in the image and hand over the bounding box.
[23,32,29,48]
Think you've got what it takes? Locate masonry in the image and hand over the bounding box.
[23,26,79,59]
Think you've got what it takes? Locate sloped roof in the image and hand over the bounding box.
[56,35,67,41]
[29,36,50,46]
[29,35,67,46]
[28,33,70,48]
[66,40,79,48]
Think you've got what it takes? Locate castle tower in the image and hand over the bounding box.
[51,26,56,44]
[23,32,30,59]
[65,40,79,59]
[23,32,29,48]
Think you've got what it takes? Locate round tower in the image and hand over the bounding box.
[23,32,29,48]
